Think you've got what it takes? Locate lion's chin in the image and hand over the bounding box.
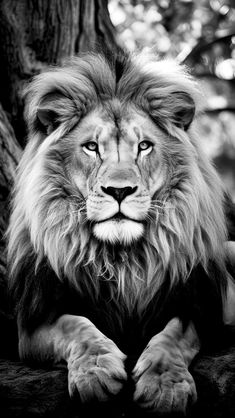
[93,219,144,245]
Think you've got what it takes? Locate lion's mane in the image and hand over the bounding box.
[7,51,227,331]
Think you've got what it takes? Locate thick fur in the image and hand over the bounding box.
[7,50,231,413]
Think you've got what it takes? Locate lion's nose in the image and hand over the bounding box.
[101,186,137,203]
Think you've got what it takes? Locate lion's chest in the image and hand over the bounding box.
[66,278,184,357]
[63,262,224,359]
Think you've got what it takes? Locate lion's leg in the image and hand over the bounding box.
[132,318,200,414]
[18,314,127,402]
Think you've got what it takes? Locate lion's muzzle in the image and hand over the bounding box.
[89,180,148,245]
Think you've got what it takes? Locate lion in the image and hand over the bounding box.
[7,50,235,415]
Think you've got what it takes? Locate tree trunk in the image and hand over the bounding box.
[0,103,21,358]
[0,0,118,146]
[0,103,21,284]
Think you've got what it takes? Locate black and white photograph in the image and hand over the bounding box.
[0,1,235,417]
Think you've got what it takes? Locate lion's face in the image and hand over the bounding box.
[67,103,166,244]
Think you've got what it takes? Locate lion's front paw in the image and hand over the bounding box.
[67,339,127,402]
[133,348,197,414]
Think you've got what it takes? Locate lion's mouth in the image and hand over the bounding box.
[96,212,143,224]
[93,212,144,244]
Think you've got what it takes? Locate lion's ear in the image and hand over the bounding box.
[37,93,64,134]
[37,108,58,134]
[37,92,78,135]
[149,91,195,131]
[165,91,195,130]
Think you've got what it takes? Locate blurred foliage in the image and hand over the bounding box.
[108,0,235,72]
[109,0,235,201]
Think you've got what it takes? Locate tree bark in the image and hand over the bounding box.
[0,104,21,358]
[1,347,235,417]
[0,103,21,284]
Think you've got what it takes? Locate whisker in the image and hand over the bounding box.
[150,201,174,210]
[145,213,155,222]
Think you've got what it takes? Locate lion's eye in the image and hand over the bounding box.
[138,141,153,152]
[83,142,98,152]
